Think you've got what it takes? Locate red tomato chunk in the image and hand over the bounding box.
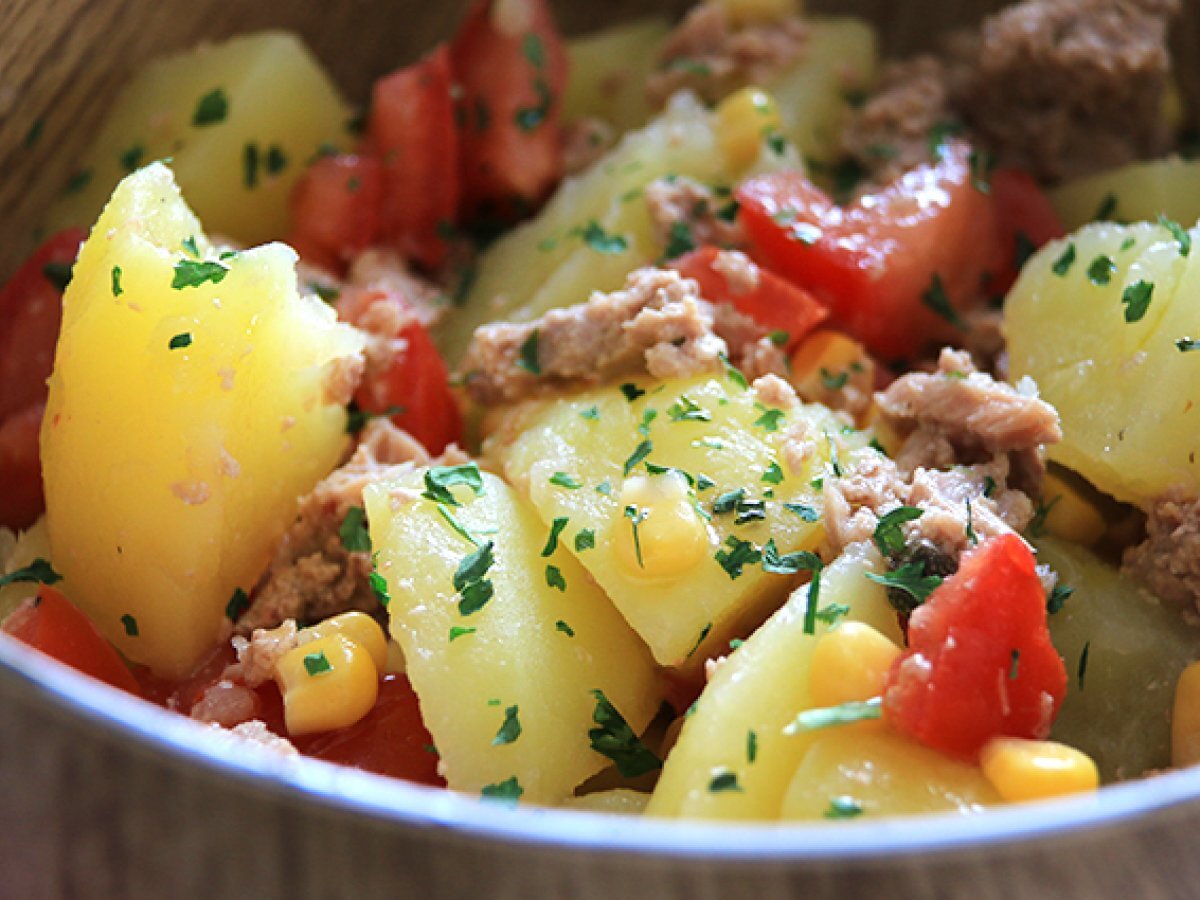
[883,534,1067,760]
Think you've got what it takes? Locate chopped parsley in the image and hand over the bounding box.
[517,330,541,375]
[784,502,820,522]
[685,622,713,659]
[168,332,193,350]
[581,220,628,255]
[303,651,332,676]
[1094,193,1119,221]
[454,540,496,616]
[435,504,481,548]
[965,498,979,546]
[873,506,924,557]
[667,393,710,422]
[783,697,882,735]
[754,407,785,432]
[555,620,575,637]
[708,769,743,793]
[715,536,762,580]
[192,88,229,127]
[42,261,73,292]
[814,602,851,625]
[480,777,523,805]
[865,562,943,604]
[623,439,653,476]
[369,565,391,608]
[422,463,485,507]
[63,169,91,194]
[0,558,61,588]
[761,539,822,577]
[721,354,749,390]
[338,506,372,553]
[120,614,139,637]
[824,797,864,819]
[574,529,596,552]
[1047,582,1073,615]
[1013,231,1037,272]
[448,626,476,642]
[664,221,696,260]
[1051,243,1077,277]
[171,258,229,290]
[492,705,522,746]
[921,274,964,329]
[1009,649,1021,681]
[580,405,600,421]
[1159,215,1192,257]
[1121,279,1154,323]
[619,382,646,402]
[541,517,569,557]
[545,564,566,592]
[1027,495,1059,538]
[1078,641,1090,690]
[111,265,123,297]
[637,409,658,437]
[624,505,648,568]
[1087,254,1116,286]
[588,690,663,777]
[819,368,849,391]
[119,143,145,173]
[746,730,758,764]
[762,461,784,485]
[549,472,582,489]
[225,587,250,621]
[243,142,259,188]
[1176,337,1200,353]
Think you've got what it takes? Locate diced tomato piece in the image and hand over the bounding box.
[988,168,1066,295]
[287,154,383,270]
[3,586,142,695]
[368,45,460,270]
[0,228,86,528]
[883,534,1067,760]
[292,673,443,786]
[670,246,828,352]
[736,142,1003,361]
[450,0,568,220]
[339,289,462,454]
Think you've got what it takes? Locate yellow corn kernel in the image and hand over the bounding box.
[274,634,379,736]
[979,738,1099,803]
[384,639,407,675]
[809,621,901,709]
[1172,661,1200,768]
[298,611,388,672]
[790,329,867,390]
[715,87,784,173]
[615,472,710,578]
[715,0,801,27]
[1041,473,1106,547]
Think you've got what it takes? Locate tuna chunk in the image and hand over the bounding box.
[1122,487,1200,611]
[458,267,786,406]
[646,1,809,107]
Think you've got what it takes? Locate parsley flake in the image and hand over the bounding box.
[623,439,653,476]
[192,88,229,127]
[664,221,695,260]
[620,383,646,402]
[369,567,391,608]
[517,330,541,375]
[582,221,628,255]
[1087,255,1116,286]
[762,461,784,485]
[1051,243,1077,277]
[824,797,864,819]
[171,259,229,290]
[448,626,476,642]
[754,407,785,432]
[545,564,566,592]
[119,143,144,173]
[549,472,582,489]
[588,690,663,777]
[423,464,485,507]
[747,730,758,764]
[580,405,600,421]
[555,620,575,637]
[0,558,61,588]
[338,506,372,553]
[624,505,648,568]
[1121,280,1154,323]
[541,517,569,557]
[873,506,923,557]
[1176,338,1200,353]
[1047,582,1073,615]
[492,705,522,746]
[784,502,820,522]
[225,587,250,621]
[480,777,523,805]
[1159,215,1192,257]
[120,614,139,637]
[574,529,596,552]
[715,536,762,580]
[921,273,964,329]
[708,769,743,793]
[111,265,123,297]
[303,651,332,676]
[168,332,193,350]
[865,562,943,604]
[1078,641,1090,690]
[783,697,882,735]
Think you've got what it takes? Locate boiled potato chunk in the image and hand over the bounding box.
[438,93,784,364]
[364,469,660,804]
[1051,158,1200,232]
[41,164,364,677]
[646,542,903,820]
[768,18,878,170]
[564,18,671,133]
[1006,220,1200,505]
[45,32,351,246]
[780,729,999,820]
[1038,537,1200,781]
[492,373,857,666]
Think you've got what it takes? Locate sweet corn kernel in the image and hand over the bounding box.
[1172,661,1200,768]
[1041,473,1106,547]
[790,329,869,398]
[274,633,379,736]
[298,610,389,672]
[715,87,784,173]
[979,737,1099,803]
[615,472,710,578]
[715,0,801,27]
[809,621,901,709]
[384,639,407,675]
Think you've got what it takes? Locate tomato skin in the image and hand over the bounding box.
[883,534,1067,760]
[3,586,142,695]
[0,228,86,528]
[450,0,568,220]
[292,673,444,786]
[988,168,1065,294]
[368,45,460,270]
[670,246,828,352]
[736,142,1002,361]
[287,154,383,270]
[340,288,462,454]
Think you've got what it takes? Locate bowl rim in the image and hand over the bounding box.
[4,632,1196,864]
